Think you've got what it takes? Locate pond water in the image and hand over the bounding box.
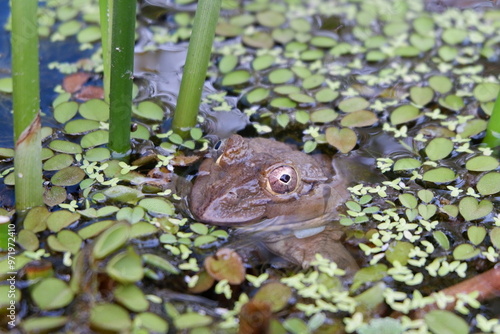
[1,0,500,333]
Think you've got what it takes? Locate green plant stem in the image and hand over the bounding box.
[11,0,43,211]
[99,0,111,103]
[483,91,500,151]
[108,0,136,156]
[172,0,221,137]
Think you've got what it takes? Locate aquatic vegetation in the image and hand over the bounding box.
[0,0,499,333]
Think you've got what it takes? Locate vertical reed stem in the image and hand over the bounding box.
[172,0,221,137]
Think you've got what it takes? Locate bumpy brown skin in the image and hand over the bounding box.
[189,134,358,271]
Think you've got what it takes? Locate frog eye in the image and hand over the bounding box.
[266,165,299,194]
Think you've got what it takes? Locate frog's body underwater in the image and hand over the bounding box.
[189,134,367,272]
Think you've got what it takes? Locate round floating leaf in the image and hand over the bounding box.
[399,194,417,209]
[270,97,297,109]
[222,70,251,86]
[394,46,420,57]
[338,97,369,113]
[442,204,459,217]
[290,17,311,32]
[44,185,67,207]
[174,312,212,330]
[78,220,115,239]
[384,21,409,36]
[56,230,82,254]
[276,113,289,128]
[135,312,169,333]
[439,95,464,111]
[422,167,456,183]
[256,10,285,27]
[458,119,487,138]
[51,166,86,186]
[477,172,500,195]
[390,105,421,125]
[204,248,245,284]
[366,50,387,61]
[106,248,144,283]
[254,282,292,312]
[49,140,82,154]
[114,284,149,312]
[64,119,100,134]
[0,77,12,93]
[252,54,275,71]
[473,82,500,102]
[433,231,450,250]
[467,226,486,245]
[274,85,300,95]
[272,28,295,44]
[103,185,144,204]
[465,156,499,171]
[393,158,421,171]
[139,198,174,216]
[218,55,238,73]
[43,154,74,171]
[243,31,274,49]
[31,278,74,310]
[428,76,452,94]
[310,35,337,48]
[438,45,458,62]
[0,147,14,158]
[385,241,413,266]
[409,34,434,52]
[18,229,39,251]
[418,189,434,203]
[410,86,434,106]
[24,207,50,232]
[351,264,388,291]
[134,101,164,121]
[326,127,357,153]
[84,147,111,162]
[289,93,315,104]
[453,244,480,260]
[143,253,180,274]
[245,87,269,104]
[90,303,131,332]
[54,101,78,124]
[81,130,109,148]
[20,317,68,333]
[340,110,377,127]
[310,108,338,123]
[315,88,338,103]
[92,222,130,259]
[442,28,467,45]
[491,228,500,249]
[425,137,453,160]
[77,25,101,43]
[79,99,109,121]
[425,310,468,334]
[300,49,324,61]
[58,20,82,36]
[216,22,243,37]
[418,204,437,220]
[295,110,309,124]
[302,74,325,90]
[459,197,493,221]
[47,210,80,232]
[413,16,434,35]
[269,69,294,84]
[285,41,307,52]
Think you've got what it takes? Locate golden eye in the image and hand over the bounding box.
[266,165,298,194]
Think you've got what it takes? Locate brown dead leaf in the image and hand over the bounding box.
[238,300,272,334]
[204,248,245,284]
[75,85,104,100]
[62,72,91,93]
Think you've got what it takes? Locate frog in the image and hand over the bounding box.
[189,134,360,272]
